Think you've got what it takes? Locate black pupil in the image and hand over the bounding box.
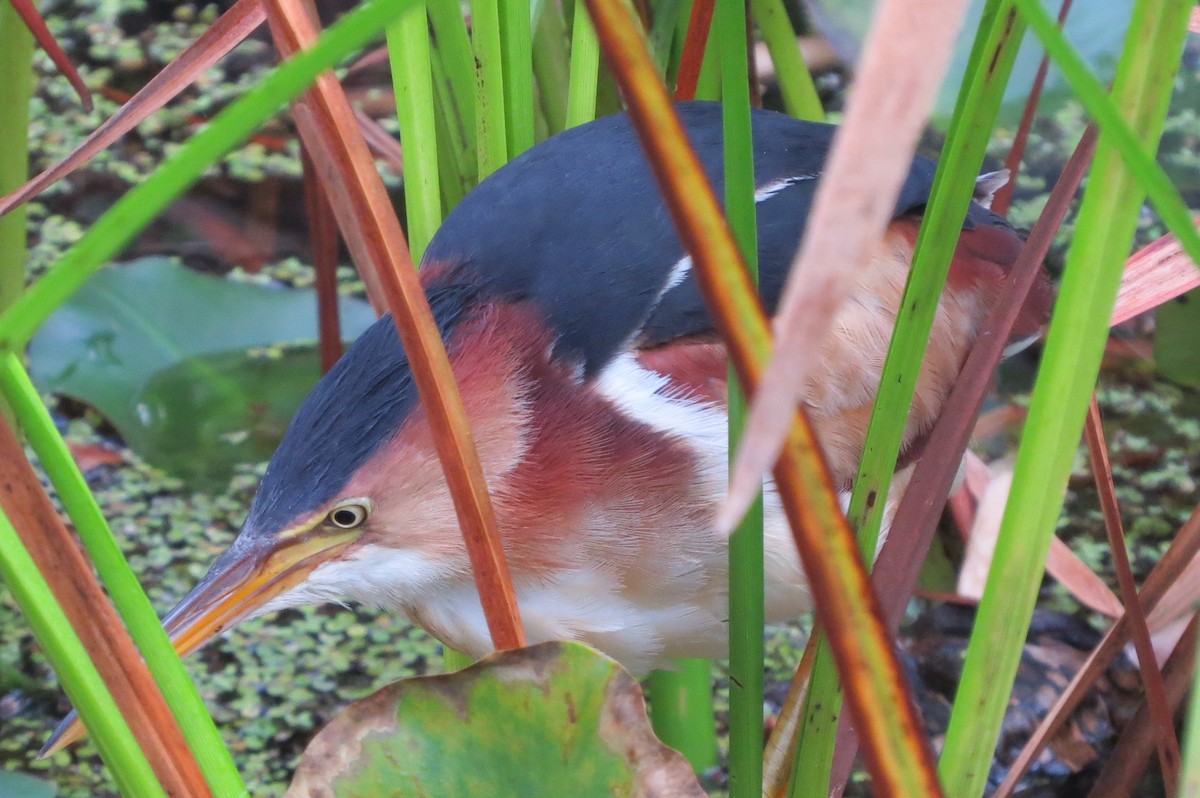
[332,508,359,527]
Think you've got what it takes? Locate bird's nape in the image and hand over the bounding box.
[41,524,362,755]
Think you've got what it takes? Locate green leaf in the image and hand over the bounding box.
[286,642,704,798]
[0,770,56,798]
[1154,287,1200,387]
[27,258,376,487]
[0,0,34,314]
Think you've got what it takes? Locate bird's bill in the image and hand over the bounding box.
[41,527,360,756]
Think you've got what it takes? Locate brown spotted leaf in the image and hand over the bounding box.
[286,642,704,798]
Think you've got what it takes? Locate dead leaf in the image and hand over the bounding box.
[287,642,704,798]
[1111,216,1200,326]
[67,442,124,471]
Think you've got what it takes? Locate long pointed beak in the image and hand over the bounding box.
[41,527,360,757]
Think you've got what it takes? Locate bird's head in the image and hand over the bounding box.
[44,274,548,753]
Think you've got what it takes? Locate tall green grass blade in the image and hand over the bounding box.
[648,0,684,74]
[388,1,441,261]
[646,661,718,771]
[470,0,509,178]
[595,56,624,118]
[791,4,1026,791]
[428,0,477,206]
[0,0,32,313]
[0,0,420,351]
[0,8,424,782]
[1010,0,1200,266]
[718,0,763,795]
[749,0,822,121]
[0,353,247,796]
[1182,630,1200,796]
[695,35,720,100]
[565,1,600,128]
[0,507,166,798]
[499,0,535,157]
[532,0,571,134]
[431,60,469,212]
[939,3,1193,795]
[428,0,476,129]
[789,634,837,795]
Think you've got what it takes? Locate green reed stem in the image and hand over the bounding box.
[647,662,718,771]
[388,1,441,261]
[565,0,600,128]
[719,0,763,795]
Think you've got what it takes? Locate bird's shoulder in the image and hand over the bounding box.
[421,102,956,379]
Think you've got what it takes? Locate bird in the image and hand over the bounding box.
[47,101,1051,751]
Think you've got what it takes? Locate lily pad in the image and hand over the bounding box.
[287,641,705,798]
[0,770,56,798]
[27,258,377,488]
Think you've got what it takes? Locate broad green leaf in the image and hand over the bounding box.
[287,642,704,798]
[1155,287,1200,387]
[27,257,376,488]
[0,770,56,798]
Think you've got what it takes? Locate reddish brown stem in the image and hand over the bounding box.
[354,108,405,175]
[762,633,819,794]
[875,124,1096,629]
[0,419,210,797]
[301,147,344,372]
[995,502,1200,797]
[1088,612,1199,798]
[1083,399,1180,792]
[673,0,715,100]
[264,0,525,650]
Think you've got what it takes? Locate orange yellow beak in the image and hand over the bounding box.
[41,526,360,756]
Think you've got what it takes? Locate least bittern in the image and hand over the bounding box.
[46,102,1051,752]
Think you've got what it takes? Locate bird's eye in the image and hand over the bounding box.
[326,501,370,529]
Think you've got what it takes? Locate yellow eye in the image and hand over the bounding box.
[326,501,370,529]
